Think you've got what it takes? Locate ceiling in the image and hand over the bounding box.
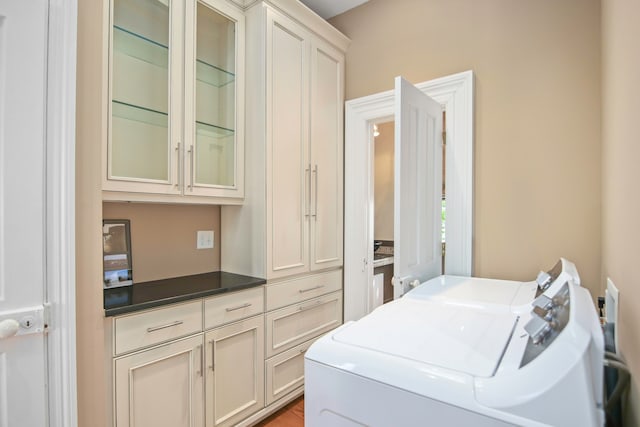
[299,0,370,19]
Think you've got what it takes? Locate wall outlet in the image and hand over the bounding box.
[197,230,214,249]
[606,277,619,350]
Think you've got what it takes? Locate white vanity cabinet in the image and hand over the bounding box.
[104,0,245,203]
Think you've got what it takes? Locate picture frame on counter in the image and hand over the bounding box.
[102,219,133,289]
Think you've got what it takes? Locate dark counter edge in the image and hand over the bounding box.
[104,272,266,317]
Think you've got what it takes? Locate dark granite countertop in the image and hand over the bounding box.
[104,271,266,317]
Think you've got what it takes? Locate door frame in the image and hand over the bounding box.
[46,0,78,426]
[344,70,474,321]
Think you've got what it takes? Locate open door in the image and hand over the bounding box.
[393,76,443,299]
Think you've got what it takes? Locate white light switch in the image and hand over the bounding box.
[197,230,214,249]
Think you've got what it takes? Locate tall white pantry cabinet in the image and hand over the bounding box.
[221,1,348,424]
[221,1,348,279]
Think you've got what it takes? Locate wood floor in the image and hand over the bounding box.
[254,396,304,427]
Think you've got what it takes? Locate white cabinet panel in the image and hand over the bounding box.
[265,338,317,405]
[205,315,265,427]
[114,335,205,427]
[310,39,344,271]
[265,291,342,358]
[266,10,310,278]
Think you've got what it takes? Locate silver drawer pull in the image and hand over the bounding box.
[299,285,324,294]
[298,300,322,312]
[299,348,308,354]
[146,320,184,333]
[225,303,252,312]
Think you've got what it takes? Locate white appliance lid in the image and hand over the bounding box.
[333,299,518,377]
[404,275,537,308]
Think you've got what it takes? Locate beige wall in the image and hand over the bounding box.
[76,0,108,425]
[103,203,221,283]
[374,121,394,241]
[602,0,640,424]
[330,0,602,296]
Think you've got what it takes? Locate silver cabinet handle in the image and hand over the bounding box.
[298,285,324,294]
[175,142,182,190]
[225,302,252,312]
[146,320,183,333]
[196,344,203,377]
[312,165,318,218]
[305,166,311,217]
[208,340,215,371]
[298,300,322,312]
[299,347,308,354]
[188,145,194,191]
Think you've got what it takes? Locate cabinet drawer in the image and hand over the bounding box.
[265,270,342,311]
[114,300,203,356]
[204,287,264,330]
[265,337,318,406]
[265,291,342,358]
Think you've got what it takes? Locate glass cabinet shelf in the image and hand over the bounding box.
[112,100,168,128]
[196,60,235,87]
[113,25,234,88]
[196,121,234,139]
[113,25,168,69]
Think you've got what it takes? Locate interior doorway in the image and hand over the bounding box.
[371,120,395,306]
[343,71,474,322]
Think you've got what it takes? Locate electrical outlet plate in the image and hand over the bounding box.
[606,277,619,351]
[197,230,214,249]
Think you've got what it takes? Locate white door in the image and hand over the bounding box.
[393,76,443,299]
[0,0,50,426]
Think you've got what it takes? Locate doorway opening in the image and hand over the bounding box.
[370,112,447,307]
[343,70,474,322]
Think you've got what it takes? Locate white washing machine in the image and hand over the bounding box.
[305,259,604,427]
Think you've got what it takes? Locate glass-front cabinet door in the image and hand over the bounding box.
[105,0,244,201]
[107,0,182,195]
[185,0,244,198]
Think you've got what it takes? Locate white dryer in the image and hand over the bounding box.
[305,259,604,427]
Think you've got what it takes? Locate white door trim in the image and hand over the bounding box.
[344,70,474,321]
[46,1,78,426]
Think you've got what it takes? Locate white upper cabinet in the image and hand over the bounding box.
[265,10,310,278]
[309,38,344,272]
[104,0,244,203]
[221,2,348,280]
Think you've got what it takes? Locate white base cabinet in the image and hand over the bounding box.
[109,288,265,427]
[265,338,317,406]
[205,315,265,427]
[114,335,205,427]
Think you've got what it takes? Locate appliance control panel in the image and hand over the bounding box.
[520,282,571,366]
